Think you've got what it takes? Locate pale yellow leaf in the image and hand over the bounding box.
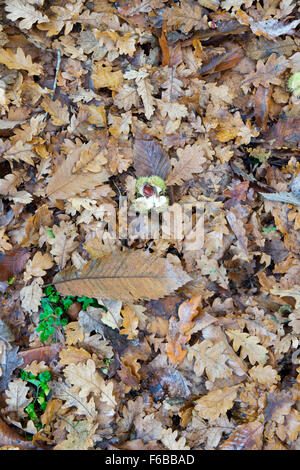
[0,47,42,76]
[5,379,31,419]
[41,96,69,126]
[137,78,155,120]
[249,364,280,386]
[195,385,239,420]
[226,329,268,365]
[5,0,49,29]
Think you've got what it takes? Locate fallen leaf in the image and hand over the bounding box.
[54,251,191,302]
[219,421,263,450]
[0,247,30,281]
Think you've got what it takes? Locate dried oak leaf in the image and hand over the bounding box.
[92,63,123,91]
[166,296,202,365]
[0,346,23,392]
[54,420,98,450]
[5,0,49,30]
[54,251,191,302]
[64,359,117,410]
[20,204,53,247]
[37,1,84,36]
[219,421,263,450]
[166,144,207,186]
[243,53,288,88]
[5,378,31,420]
[236,9,300,40]
[195,385,239,421]
[0,47,43,76]
[164,0,207,33]
[46,143,109,200]
[226,329,268,365]
[48,221,78,269]
[120,305,139,339]
[51,381,97,419]
[161,429,190,450]
[41,96,69,126]
[20,277,43,314]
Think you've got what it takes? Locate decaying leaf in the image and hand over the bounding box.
[195,385,239,421]
[167,296,202,365]
[53,251,191,302]
[0,248,30,281]
[0,0,299,452]
[46,143,109,200]
[219,421,264,450]
[226,330,268,365]
[133,137,171,180]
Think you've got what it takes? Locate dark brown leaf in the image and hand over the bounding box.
[133,137,171,180]
[254,85,271,131]
[0,248,30,281]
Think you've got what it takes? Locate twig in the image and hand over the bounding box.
[51,49,61,101]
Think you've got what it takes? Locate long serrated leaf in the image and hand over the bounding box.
[260,191,300,206]
[133,138,171,180]
[53,251,191,302]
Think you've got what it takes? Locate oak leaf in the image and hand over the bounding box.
[136,77,155,120]
[37,1,84,37]
[53,251,191,302]
[46,145,109,200]
[54,420,98,450]
[5,379,31,420]
[243,53,288,88]
[41,96,69,126]
[0,48,43,76]
[120,305,139,339]
[21,204,53,247]
[166,296,202,365]
[187,339,233,382]
[164,0,207,33]
[236,9,300,41]
[166,144,206,186]
[226,329,268,365]
[51,381,97,419]
[19,277,43,314]
[5,0,49,30]
[249,365,280,386]
[114,84,139,111]
[92,63,123,91]
[47,221,78,269]
[23,252,53,281]
[195,385,239,420]
[64,359,117,409]
[160,429,190,450]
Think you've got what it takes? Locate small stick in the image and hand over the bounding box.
[51,49,61,100]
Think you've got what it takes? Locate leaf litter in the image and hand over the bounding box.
[0,0,300,451]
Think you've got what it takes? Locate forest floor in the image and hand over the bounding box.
[0,0,300,451]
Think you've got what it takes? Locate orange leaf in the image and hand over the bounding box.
[167,296,202,365]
